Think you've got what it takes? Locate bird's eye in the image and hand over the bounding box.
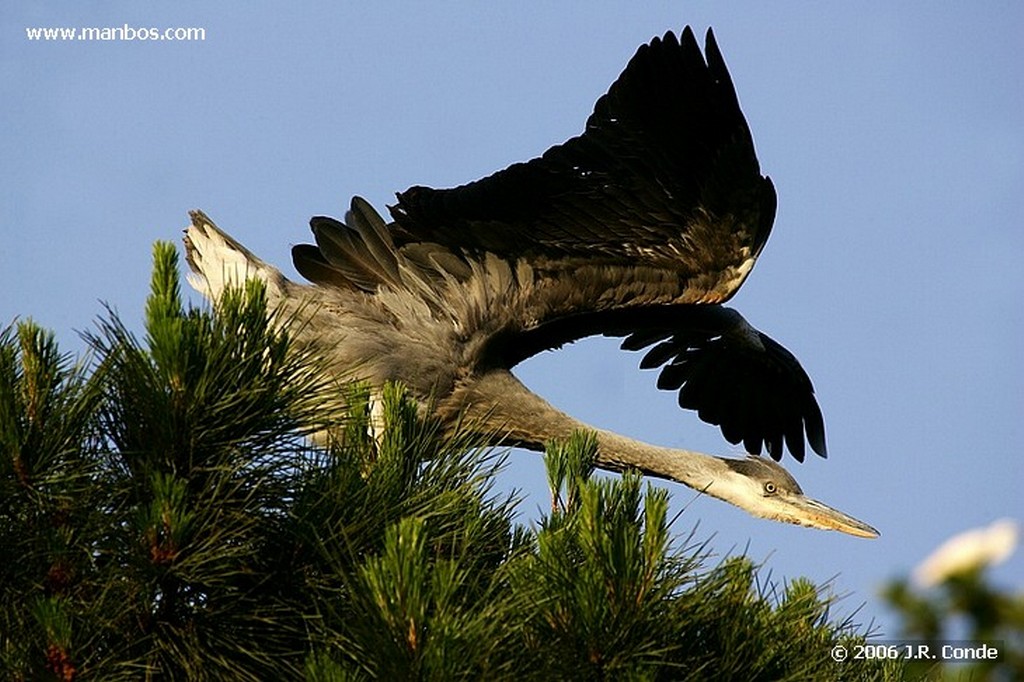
[764,482,777,495]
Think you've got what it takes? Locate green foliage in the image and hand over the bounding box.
[2,243,331,679]
[0,321,103,681]
[502,437,896,681]
[2,241,905,680]
[884,569,1024,681]
[295,382,524,680]
[510,434,693,678]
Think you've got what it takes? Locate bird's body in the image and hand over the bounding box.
[185,27,878,538]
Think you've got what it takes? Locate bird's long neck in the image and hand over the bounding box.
[442,370,733,493]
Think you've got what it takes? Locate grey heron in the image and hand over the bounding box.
[184,27,878,538]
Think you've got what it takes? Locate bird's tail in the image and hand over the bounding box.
[183,210,288,303]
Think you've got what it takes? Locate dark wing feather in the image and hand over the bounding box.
[388,27,775,290]
[622,323,826,461]
[293,198,404,292]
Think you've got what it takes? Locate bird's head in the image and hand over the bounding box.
[706,456,879,538]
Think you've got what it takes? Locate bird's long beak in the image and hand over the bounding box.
[791,496,880,538]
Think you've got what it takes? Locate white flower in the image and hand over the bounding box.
[913,518,1018,587]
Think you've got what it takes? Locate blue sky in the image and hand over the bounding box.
[4,2,1022,637]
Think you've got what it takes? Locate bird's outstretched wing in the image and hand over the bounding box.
[389,26,776,299]
[295,27,824,462]
[485,302,827,463]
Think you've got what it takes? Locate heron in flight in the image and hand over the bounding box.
[185,27,878,538]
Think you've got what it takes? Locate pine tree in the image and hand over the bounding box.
[2,241,909,680]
